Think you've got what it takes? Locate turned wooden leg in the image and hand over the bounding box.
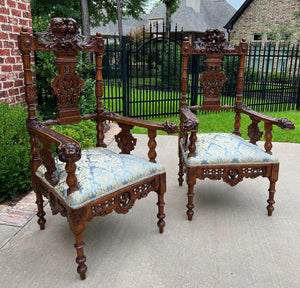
[156,174,166,233]
[35,191,46,230]
[186,184,195,221]
[267,180,276,216]
[178,149,184,186]
[74,233,87,280]
[267,164,279,216]
[68,208,87,280]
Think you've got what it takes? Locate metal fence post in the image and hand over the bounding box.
[121,35,128,116]
[297,76,300,110]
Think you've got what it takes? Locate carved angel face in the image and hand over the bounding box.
[67,18,77,35]
[51,18,67,38]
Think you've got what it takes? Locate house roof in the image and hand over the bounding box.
[224,0,252,30]
[91,0,236,36]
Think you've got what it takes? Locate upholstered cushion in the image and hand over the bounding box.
[181,133,279,166]
[36,148,165,209]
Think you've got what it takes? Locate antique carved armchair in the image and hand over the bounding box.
[18,18,177,280]
[178,30,295,220]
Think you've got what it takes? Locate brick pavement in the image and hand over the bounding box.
[0,122,120,228]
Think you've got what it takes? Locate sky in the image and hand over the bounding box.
[146,0,245,12]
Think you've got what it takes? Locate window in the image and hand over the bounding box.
[253,33,262,41]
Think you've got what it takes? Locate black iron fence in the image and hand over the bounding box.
[100,25,300,118]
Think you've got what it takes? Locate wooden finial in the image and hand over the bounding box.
[96,32,101,37]
[21,27,28,33]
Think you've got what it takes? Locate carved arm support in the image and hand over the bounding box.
[28,120,81,195]
[237,104,295,154]
[100,111,178,162]
[179,106,199,157]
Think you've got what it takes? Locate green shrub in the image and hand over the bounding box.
[0,104,32,202]
[52,120,97,150]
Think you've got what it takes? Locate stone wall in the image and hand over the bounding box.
[0,0,32,105]
[230,0,300,44]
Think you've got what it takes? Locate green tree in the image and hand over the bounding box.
[31,0,148,29]
[161,0,180,35]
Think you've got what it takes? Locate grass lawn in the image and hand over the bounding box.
[131,110,300,143]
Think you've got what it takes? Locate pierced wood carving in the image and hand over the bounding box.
[40,142,58,186]
[199,64,228,110]
[202,166,265,186]
[115,124,137,154]
[90,181,156,217]
[51,65,84,109]
[248,118,263,145]
[38,182,67,217]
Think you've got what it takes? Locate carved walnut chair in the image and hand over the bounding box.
[178,30,295,221]
[18,18,177,280]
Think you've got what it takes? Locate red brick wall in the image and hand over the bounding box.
[0,0,32,105]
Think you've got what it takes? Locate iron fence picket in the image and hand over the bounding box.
[97,29,299,118]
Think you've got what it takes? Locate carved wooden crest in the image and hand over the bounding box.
[36,17,92,51]
[194,29,232,53]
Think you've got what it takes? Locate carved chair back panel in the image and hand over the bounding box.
[181,29,248,111]
[18,17,105,125]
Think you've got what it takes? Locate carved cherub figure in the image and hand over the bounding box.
[51,17,67,41]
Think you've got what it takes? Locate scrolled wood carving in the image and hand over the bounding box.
[183,118,198,132]
[200,69,228,100]
[51,67,84,109]
[248,119,263,144]
[202,166,265,186]
[36,17,93,51]
[39,182,67,217]
[115,125,137,154]
[223,169,243,186]
[276,117,295,130]
[40,143,58,186]
[194,29,232,53]
[90,181,155,218]
[162,120,179,134]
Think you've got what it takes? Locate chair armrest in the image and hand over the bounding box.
[100,111,178,135]
[237,104,295,154]
[100,111,178,162]
[237,104,295,130]
[28,120,81,195]
[179,106,199,132]
[179,106,199,157]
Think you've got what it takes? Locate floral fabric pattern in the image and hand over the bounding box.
[36,148,165,209]
[181,133,279,166]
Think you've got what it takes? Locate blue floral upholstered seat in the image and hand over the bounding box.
[181,133,279,167]
[36,148,165,209]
